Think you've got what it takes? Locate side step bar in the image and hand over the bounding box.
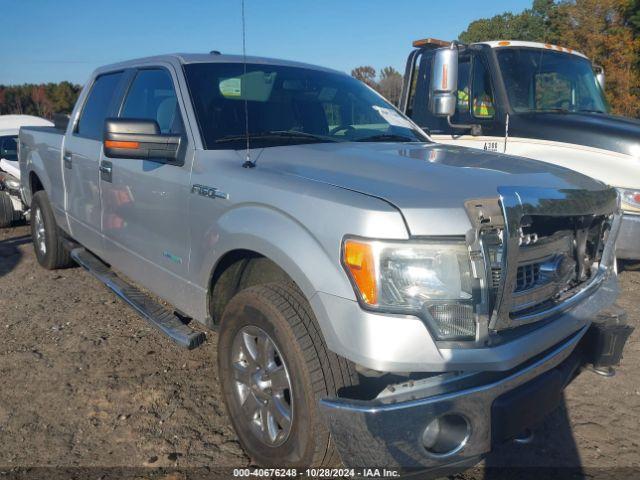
[71,248,206,350]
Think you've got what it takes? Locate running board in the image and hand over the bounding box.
[71,248,206,349]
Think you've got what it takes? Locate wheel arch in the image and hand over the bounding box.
[200,205,356,327]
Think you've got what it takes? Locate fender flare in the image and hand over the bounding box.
[197,204,357,317]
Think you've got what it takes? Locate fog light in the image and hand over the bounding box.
[426,303,475,340]
[421,414,470,456]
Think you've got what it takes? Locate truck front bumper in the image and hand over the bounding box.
[320,324,596,473]
[616,213,640,260]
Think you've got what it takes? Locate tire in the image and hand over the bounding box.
[30,190,73,270]
[218,282,358,468]
[0,191,16,228]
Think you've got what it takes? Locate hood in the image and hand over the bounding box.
[510,112,640,157]
[260,142,609,236]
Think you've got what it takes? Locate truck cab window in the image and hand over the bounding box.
[76,72,124,140]
[0,136,18,161]
[121,69,183,135]
[535,72,572,111]
[454,57,471,121]
[471,59,495,118]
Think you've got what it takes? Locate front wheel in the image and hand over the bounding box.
[218,282,357,467]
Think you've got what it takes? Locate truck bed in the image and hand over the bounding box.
[19,126,65,210]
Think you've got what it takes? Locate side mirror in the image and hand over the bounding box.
[103,118,180,162]
[594,65,605,92]
[430,45,459,117]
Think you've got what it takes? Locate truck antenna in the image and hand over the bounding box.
[241,0,256,168]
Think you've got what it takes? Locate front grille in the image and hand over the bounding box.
[487,214,611,325]
[515,263,541,292]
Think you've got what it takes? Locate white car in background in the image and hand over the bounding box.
[0,115,53,227]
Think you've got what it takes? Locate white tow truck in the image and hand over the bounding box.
[400,38,640,263]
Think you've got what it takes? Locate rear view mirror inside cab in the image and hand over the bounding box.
[218,71,276,102]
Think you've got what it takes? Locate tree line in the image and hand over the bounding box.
[351,0,640,117]
[1,1,638,119]
[0,82,81,119]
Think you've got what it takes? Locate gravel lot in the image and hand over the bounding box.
[0,224,638,479]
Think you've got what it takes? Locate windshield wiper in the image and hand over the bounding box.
[355,134,418,143]
[215,130,337,143]
[575,109,606,114]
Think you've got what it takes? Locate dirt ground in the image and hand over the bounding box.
[0,224,638,479]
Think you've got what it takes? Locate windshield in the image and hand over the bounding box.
[0,135,18,161]
[496,48,609,114]
[184,62,428,149]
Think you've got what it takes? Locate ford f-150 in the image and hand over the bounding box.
[18,53,632,475]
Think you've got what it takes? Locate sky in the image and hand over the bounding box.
[0,0,532,85]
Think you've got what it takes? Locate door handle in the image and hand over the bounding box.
[99,161,113,182]
[63,151,72,169]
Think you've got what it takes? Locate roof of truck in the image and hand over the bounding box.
[96,53,345,76]
[478,40,589,59]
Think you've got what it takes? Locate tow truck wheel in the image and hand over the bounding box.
[218,282,358,467]
[30,191,73,270]
[0,191,16,228]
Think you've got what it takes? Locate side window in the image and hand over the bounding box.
[471,58,495,119]
[454,57,471,120]
[405,51,424,118]
[76,72,123,140]
[0,136,18,161]
[121,69,183,135]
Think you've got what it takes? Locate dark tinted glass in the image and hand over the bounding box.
[77,72,123,140]
[0,135,18,161]
[121,69,183,134]
[471,59,495,118]
[497,49,608,113]
[184,62,427,149]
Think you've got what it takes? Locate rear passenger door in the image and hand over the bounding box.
[100,66,194,304]
[64,71,125,256]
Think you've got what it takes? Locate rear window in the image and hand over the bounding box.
[76,71,124,140]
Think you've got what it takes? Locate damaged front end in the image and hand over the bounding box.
[320,186,633,473]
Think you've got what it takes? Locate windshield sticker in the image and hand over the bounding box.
[219,78,242,98]
[372,106,414,129]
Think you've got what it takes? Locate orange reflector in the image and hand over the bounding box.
[343,240,377,305]
[544,44,553,49]
[105,140,140,149]
[497,41,511,46]
[442,64,448,89]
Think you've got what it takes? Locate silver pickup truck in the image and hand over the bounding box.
[18,53,632,475]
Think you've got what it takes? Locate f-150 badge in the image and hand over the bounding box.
[191,184,229,200]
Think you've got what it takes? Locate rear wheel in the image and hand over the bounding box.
[30,191,73,270]
[0,191,17,228]
[218,282,357,467]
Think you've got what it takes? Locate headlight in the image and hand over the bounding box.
[617,188,640,213]
[5,177,20,191]
[342,238,476,340]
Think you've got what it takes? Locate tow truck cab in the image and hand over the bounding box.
[400,39,640,261]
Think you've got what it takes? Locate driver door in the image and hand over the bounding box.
[100,65,194,305]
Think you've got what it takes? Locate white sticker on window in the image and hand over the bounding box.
[372,106,414,129]
[219,78,242,97]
